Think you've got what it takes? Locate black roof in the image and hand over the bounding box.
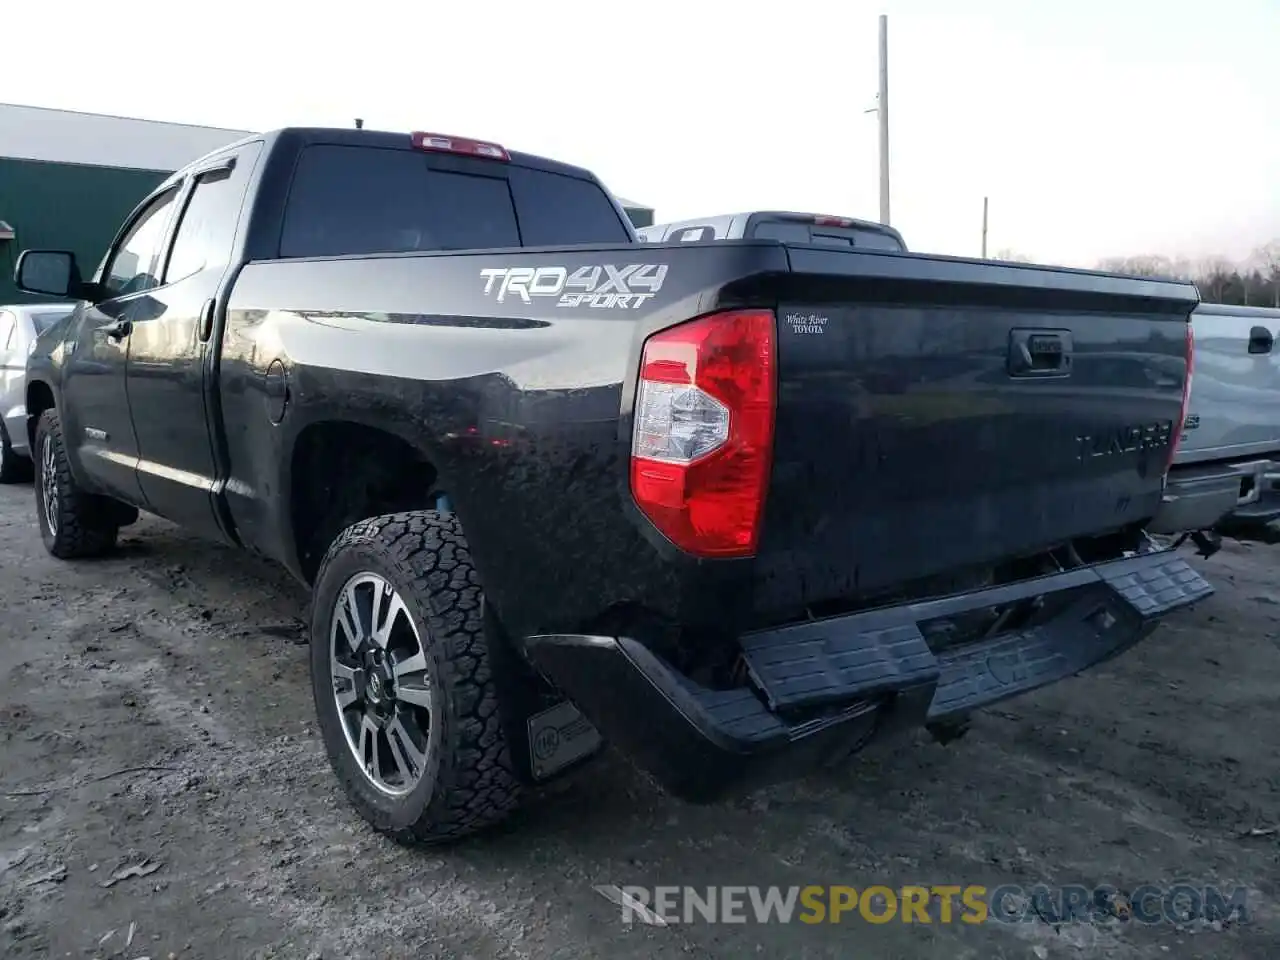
[179,126,601,183]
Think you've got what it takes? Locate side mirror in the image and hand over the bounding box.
[14,250,82,299]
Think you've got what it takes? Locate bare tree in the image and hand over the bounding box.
[992,248,1033,263]
[1092,245,1279,307]
[1095,255,1189,280]
[1251,240,1280,307]
[1196,256,1235,303]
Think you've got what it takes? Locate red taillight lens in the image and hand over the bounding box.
[1170,321,1194,468]
[630,309,777,558]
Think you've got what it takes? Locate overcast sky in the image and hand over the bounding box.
[8,0,1278,267]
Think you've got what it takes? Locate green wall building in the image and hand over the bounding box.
[0,159,168,304]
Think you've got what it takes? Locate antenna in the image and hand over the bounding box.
[982,196,989,258]
[877,14,890,226]
[354,118,364,130]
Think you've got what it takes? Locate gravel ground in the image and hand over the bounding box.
[1,482,1278,960]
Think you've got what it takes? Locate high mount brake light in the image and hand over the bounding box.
[1170,321,1194,469]
[409,131,510,162]
[630,309,777,558]
[812,215,854,227]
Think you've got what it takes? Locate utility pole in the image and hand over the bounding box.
[981,196,989,258]
[877,14,891,225]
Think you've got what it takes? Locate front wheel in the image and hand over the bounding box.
[33,409,120,558]
[310,511,521,844]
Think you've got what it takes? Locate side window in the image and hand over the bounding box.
[0,311,14,350]
[164,144,261,284]
[103,190,180,298]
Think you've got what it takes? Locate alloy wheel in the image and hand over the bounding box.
[41,435,58,536]
[329,572,434,797]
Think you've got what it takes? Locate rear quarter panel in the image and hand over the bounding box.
[217,242,789,639]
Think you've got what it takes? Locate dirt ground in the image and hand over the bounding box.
[1,483,1278,960]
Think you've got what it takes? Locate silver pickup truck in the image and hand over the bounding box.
[1150,303,1280,548]
[636,210,908,251]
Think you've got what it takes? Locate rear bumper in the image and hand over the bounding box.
[1219,464,1280,527]
[1148,458,1275,534]
[525,550,1212,801]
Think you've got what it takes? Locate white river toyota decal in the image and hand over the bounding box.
[479,264,669,309]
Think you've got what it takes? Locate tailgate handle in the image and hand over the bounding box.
[1008,328,1073,378]
[1248,326,1273,355]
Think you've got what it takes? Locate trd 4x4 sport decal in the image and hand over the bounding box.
[479,264,668,309]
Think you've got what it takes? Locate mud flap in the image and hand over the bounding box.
[526,700,603,781]
[482,600,603,784]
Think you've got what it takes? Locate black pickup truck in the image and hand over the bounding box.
[13,126,1212,844]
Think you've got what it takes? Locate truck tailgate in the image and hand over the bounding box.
[753,246,1196,609]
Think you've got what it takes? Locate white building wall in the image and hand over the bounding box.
[0,103,253,172]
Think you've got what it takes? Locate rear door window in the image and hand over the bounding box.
[164,143,263,284]
[280,145,629,258]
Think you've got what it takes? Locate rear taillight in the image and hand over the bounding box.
[1170,321,1194,468]
[630,309,777,558]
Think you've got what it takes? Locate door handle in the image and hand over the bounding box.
[1248,326,1273,355]
[197,299,216,343]
[1008,327,1073,378]
[105,319,132,341]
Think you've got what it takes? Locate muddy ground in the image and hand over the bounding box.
[0,482,1278,960]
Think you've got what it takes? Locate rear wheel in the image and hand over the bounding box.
[33,409,120,558]
[310,511,521,844]
[0,422,33,484]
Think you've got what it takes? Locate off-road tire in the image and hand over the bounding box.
[33,409,120,558]
[0,421,33,484]
[310,510,522,845]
